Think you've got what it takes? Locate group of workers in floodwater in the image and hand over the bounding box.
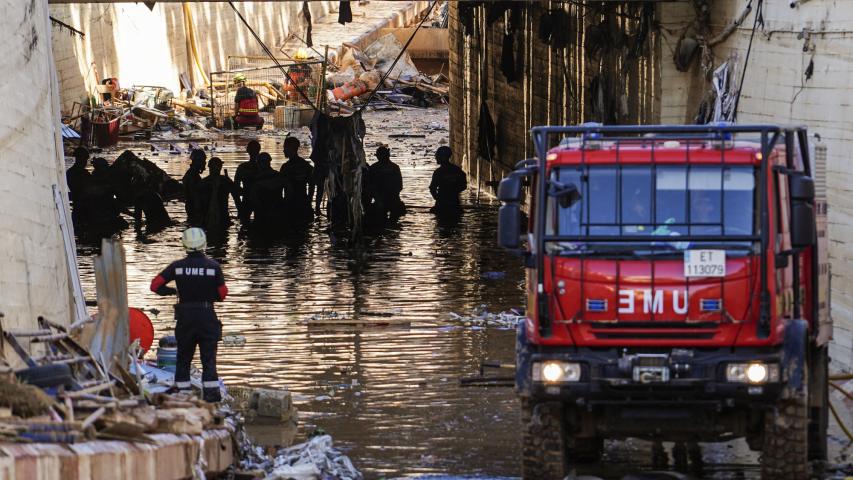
[66,146,172,234]
[66,139,467,235]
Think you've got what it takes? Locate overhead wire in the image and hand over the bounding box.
[732,0,763,122]
[227,1,320,113]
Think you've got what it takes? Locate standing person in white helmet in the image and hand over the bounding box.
[149,228,227,402]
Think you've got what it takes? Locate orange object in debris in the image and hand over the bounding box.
[332,80,369,100]
[129,308,155,354]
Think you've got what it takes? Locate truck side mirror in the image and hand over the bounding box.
[789,173,815,201]
[498,203,522,249]
[498,174,523,203]
[789,173,816,248]
[790,202,816,248]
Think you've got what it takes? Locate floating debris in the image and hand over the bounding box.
[448,305,524,329]
[303,309,409,327]
[480,271,506,280]
[222,334,247,347]
[264,435,362,480]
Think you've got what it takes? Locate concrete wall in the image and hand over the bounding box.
[658,0,853,371]
[49,1,335,113]
[0,0,74,330]
[448,2,659,197]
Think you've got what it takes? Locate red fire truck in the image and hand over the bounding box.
[496,124,831,479]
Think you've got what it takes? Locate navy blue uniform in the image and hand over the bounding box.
[151,252,227,402]
[429,162,467,213]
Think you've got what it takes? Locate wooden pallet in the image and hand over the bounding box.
[2,317,124,395]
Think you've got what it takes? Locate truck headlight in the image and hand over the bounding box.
[532,361,581,383]
[726,362,779,384]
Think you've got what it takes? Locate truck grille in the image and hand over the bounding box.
[589,321,718,340]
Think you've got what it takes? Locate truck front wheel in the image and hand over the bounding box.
[521,398,567,480]
[761,393,810,479]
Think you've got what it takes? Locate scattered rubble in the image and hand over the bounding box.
[0,319,225,444]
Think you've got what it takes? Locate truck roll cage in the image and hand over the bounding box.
[525,124,814,339]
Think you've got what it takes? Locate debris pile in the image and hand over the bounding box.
[326,34,449,113]
[235,430,362,480]
[0,317,225,444]
[63,84,216,147]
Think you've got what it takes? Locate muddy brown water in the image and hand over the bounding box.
[73,108,846,479]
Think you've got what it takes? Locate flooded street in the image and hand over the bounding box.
[75,107,526,478]
[73,108,848,479]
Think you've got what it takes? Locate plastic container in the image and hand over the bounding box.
[157,335,178,372]
[274,106,286,128]
[332,80,369,101]
[283,106,300,128]
[91,117,119,147]
[129,307,155,354]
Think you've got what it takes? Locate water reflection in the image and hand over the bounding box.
[75,109,527,478]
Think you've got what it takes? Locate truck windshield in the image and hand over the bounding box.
[546,165,757,249]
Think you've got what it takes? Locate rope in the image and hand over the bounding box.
[357,0,438,113]
[228,2,320,113]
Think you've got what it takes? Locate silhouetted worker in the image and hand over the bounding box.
[235,140,261,223]
[368,145,406,223]
[232,74,264,130]
[279,137,314,225]
[198,157,240,231]
[66,151,127,232]
[66,146,92,202]
[429,146,467,214]
[182,149,207,226]
[251,152,285,228]
[133,190,170,233]
[91,157,111,184]
[150,228,227,403]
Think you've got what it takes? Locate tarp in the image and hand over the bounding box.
[363,33,420,81]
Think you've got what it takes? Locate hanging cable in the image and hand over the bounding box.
[228,1,320,113]
[732,0,763,122]
[183,4,210,87]
[356,0,438,113]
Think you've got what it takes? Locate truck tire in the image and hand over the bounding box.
[761,394,809,479]
[521,398,567,480]
[808,345,829,461]
[15,364,74,389]
[568,436,603,463]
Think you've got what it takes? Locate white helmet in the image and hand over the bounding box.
[182,227,207,252]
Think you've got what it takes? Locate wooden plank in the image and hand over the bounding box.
[62,381,115,398]
[90,239,130,374]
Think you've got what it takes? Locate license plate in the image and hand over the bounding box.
[684,250,726,278]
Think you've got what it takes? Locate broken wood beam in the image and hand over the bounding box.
[61,381,115,398]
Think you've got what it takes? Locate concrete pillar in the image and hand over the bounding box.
[0,0,74,331]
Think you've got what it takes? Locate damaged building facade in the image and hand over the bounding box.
[449,0,852,371]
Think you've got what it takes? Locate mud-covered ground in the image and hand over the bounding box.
[73,107,850,479]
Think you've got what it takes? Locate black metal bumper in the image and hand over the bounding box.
[521,347,785,407]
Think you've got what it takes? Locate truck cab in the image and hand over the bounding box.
[497,124,830,480]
